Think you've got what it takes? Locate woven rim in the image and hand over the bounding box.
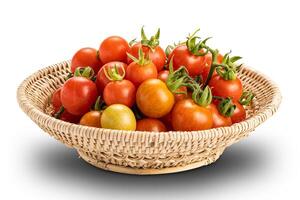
[17,61,282,173]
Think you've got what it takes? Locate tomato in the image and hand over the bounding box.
[95,61,127,93]
[79,111,102,128]
[51,88,62,110]
[209,75,243,102]
[125,60,157,86]
[207,104,232,128]
[101,104,136,130]
[61,77,98,116]
[128,43,166,71]
[168,45,206,77]
[99,36,130,64]
[136,118,167,132]
[231,101,246,123]
[158,70,169,82]
[71,47,102,74]
[136,79,174,118]
[103,79,136,107]
[171,99,213,131]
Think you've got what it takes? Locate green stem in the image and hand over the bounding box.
[54,106,65,119]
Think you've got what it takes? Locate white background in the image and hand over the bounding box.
[0,0,299,199]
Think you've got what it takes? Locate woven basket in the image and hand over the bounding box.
[17,61,281,175]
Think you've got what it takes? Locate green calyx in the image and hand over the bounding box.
[127,47,151,66]
[93,96,106,111]
[140,26,160,49]
[215,51,242,80]
[54,106,65,119]
[103,65,125,81]
[192,85,212,107]
[218,98,236,117]
[239,91,255,106]
[185,28,211,56]
[74,67,95,79]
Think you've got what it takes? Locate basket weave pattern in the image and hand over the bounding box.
[17,61,281,174]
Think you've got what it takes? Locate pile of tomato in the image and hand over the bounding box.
[51,28,254,132]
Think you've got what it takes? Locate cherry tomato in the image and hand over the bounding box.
[51,88,62,110]
[209,75,243,102]
[136,79,174,118]
[95,61,127,93]
[101,104,136,131]
[169,45,205,77]
[103,80,136,107]
[125,61,157,86]
[99,36,130,64]
[79,111,102,128]
[171,99,213,131]
[71,47,102,74]
[207,104,232,128]
[158,70,169,82]
[136,118,167,132]
[231,101,246,123]
[61,77,98,116]
[128,43,166,71]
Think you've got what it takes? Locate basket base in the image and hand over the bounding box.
[77,150,224,175]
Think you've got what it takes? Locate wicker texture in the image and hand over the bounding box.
[17,61,281,174]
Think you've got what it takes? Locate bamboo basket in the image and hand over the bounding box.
[17,61,281,175]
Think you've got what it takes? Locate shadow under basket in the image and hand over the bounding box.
[17,61,281,175]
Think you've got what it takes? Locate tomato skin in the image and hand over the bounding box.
[169,45,205,77]
[160,112,173,131]
[136,79,174,118]
[127,43,166,71]
[125,62,157,86]
[209,75,243,102]
[103,80,136,107]
[136,118,167,132]
[79,111,102,128]
[207,104,232,128]
[158,70,169,82]
[95,61,127,93]
[171,99,213,131]
[51,88,62,110]
[71,47,102,74]
[231,102,246,123]
[99,36,130,64]
[61,77,98,116]
[101,104,136,131]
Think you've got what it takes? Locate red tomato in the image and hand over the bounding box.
[61,77,98,116]
[59,110,81,123]
[209,75,243,102]
[136,118,167,132]
[207,104,232,128]
[171,99,213,131]
[231,101,246,123]
[127,43,166,71]
[71,47,102,74]
[126,61,157,86]
[158,70,169,82]
[95,61,127,93]
[103,80,136,107]
[51,88,62,110]
[169,45,206,77]
[79,111,102,128]
[99,36,130,64]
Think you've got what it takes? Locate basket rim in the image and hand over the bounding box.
[17,61,282,141]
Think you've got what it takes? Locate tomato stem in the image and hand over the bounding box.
[239,91,255,106]
[54,106,65,119]
[103,65,125,81]
[74,67,95,79]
